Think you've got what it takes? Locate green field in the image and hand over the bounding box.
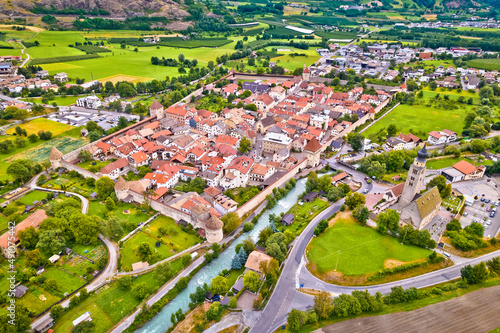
[277,198,329,235]
[120,215,201,271]
[364,102,474,140]
[426,156,493,170]
[18,190,48,205]
[6,118,74,136]
[467,58,500,71]
[20,95,80,106]
[307,217,431,276]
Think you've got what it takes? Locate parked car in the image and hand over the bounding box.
[486,199,491,203]
[490,212,496,218]
[481,198,486,202]
[487,207,491,212]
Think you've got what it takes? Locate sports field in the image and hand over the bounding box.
[363,102,474,140]
[307,217,431,276]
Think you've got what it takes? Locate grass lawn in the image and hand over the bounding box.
[15,286,60,315]
[20,95,80,106]
[6,118,74,136]
[426,156,493,170]
[363,102,474,140]
[307,216,431,276]
[42,266,86,294]
[121,216,201,271]
[18,190,48,205]
[89,201,151,238]
[277,198,329,235]
[225,267,245,288]
[77,160,110,171]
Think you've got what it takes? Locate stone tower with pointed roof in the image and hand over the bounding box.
[399,144,428,210]
[114,176,130,200]
[304,137,322,167]
[205,215,223,243]
[302,64,310,81]
[49,147,64,169]
[149,100,165,119]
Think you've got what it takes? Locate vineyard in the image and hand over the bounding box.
[29,54,100,65]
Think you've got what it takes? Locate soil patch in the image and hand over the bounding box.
[327,211,351,227]
[384,259,406,269]
[317,285,500,333]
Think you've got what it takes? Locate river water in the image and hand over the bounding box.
[137,176,309,333]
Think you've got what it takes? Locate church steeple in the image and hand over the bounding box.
[399,144,428,210]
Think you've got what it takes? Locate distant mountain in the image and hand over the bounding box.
[3,0,190,18]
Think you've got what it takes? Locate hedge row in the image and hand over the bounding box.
[75,45,112,53]
[29,54,100,65]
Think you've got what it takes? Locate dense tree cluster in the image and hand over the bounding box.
[444,219,487,251]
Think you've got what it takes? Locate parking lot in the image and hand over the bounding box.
[48,109,139,131]
[454,179,500,238]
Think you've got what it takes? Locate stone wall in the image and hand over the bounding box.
[60,160,100,180]
[234,158,308,218]
[127,189,193,223]
[62,141,97,162]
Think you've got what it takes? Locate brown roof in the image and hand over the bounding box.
[192,204,210,216]
[204,186,221,198]
[244,250,272,274]
[390,182,405,197]
[150,100,163,110]
[453,160,477,175]
[332,171,348,182]
[49,147,63,160]
[100,158,129,174]
[205,215,223,230]
[304,137,322,152]
[0,209,47,248]
[114,176,129,191]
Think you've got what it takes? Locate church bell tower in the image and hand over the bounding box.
[399,144,428,209]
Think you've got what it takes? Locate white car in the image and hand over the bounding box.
[362,189,369,194]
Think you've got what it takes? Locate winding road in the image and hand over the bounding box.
[28,172,118,331]
[249,160,500,333]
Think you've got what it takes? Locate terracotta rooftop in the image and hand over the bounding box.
[304,137,322,152]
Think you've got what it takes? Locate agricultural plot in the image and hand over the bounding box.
[6,136,86,164]
[18,190,48,206]
[6,118,74,136]
[20,95,79,106]
[467,58,500,71]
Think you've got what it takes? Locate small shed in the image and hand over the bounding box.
[72,311,92,327]
[178,219,188,227]
[219,296,230,306]
[281,214,294,226]
[48,254,60,263]
[205,291,220,302]
[302,192,318,203]
[36,266,44,276]
[90,192,98,200]
[232,277,244,293]
[14,285,28,298]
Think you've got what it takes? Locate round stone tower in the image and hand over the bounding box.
[49,147,64,169]
[114,176,130,200]
[205,215,223,243]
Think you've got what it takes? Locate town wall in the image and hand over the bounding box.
[127,189,193,223]
[60,160,100,180]
[234,158,308,218]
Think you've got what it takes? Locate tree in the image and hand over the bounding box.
[118,116,128,129]
[313,291,333,319]
[103,216,123,238]
[118,276,133,290]
[155,262,173,283]
[345,192,365,210]
[353,206,369,226]
[314,219,329,236]
[387,124,397,137]
[205,301,220,321]
[221,212,241,234]
[50,304,64,319]
[88,131,101,142]
[266,232,287,262]
[210,275,229,295]
[18,226,39,249]
[181,253,192,267]
[347,132,365,151]
[376,209,400,235]
[287,308,306,332]
[28,134,38,143]
[137,242,152,261]
[78,150,92,163]
[105,197,115,210]
[26,249,44,268]
[446,219,462,232]
[243,270,260,293]
[133,282,151,300]
[96,177,114,199]
[479,86,494,100]
[231,248,247,269]
[238,136,252,153]
[7,160,31,183]
[427,175,450,198]
[36,230,66,254]
[14,137,26,148]
[464,222,484,237]
[178,53,185,62]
